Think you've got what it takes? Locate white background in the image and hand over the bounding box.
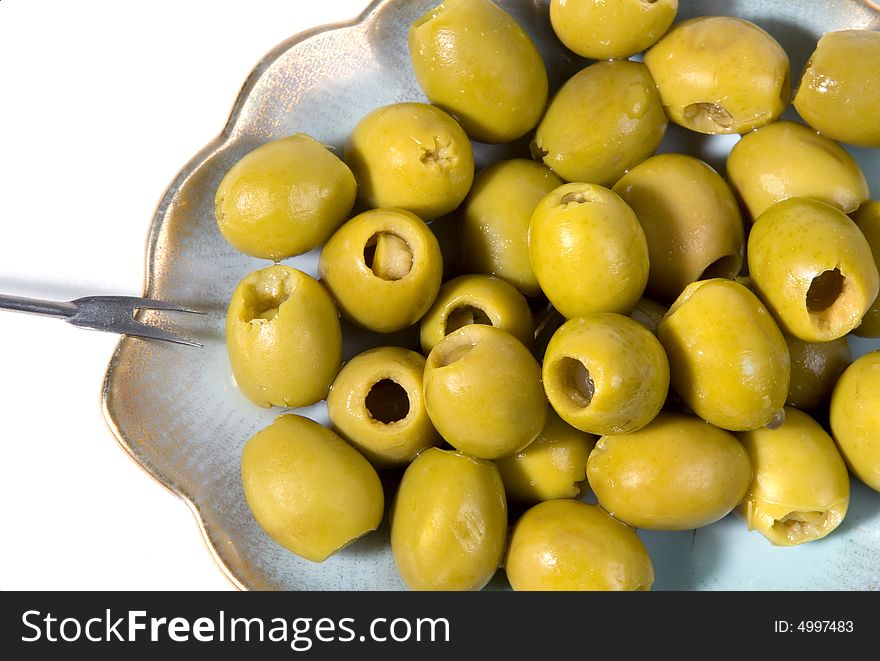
[0,0,369,590]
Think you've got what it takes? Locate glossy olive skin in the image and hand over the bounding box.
[748,198,880,342]
[319,208,443,333]
[419,274,535,355]
[659,279,789,431]
[737,408,849,546]
[550,0,677,60]
[496,411,596,504]
[241,415,384,562]
[629,297,668,336]
[460,160,562,297]
[327,347,439,468]
[543,314,669,436]
[215,134,357,260]
[794,30,880,148]
[645,17,790,134]
[533,60,667,186]
[529,183,649,318]
[587,413,752,530]
[786,334,850,410]
[409,0,548,144]
[506,500,654,591]
[424,325,547,459]
[727,121,869,222]
[344,103,474,220]
[226,265,342,408]
[613,153,745,302]
[854,201,880,338]
[830,351,880,492]
[391,448,506,591]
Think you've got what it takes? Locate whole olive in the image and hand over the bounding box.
[241,414,384,563]
[226,264,341,408]
[409,0,548,144]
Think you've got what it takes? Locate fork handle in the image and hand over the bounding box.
[0,293,77,319]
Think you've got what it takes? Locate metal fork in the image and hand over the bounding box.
[0,294,204,347]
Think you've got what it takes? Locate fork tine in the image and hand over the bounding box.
[117,319,204,347]
[126,297,206,315]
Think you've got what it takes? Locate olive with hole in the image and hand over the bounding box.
[644,16,790,134]
[726,120,869,222]
[423,325,547,459]
[496,410,596,504]
[854,200,880,338]
[319,208,443,333]
[830,351,880,493]
[785,334,850,411]
[737,407,849,546]
[345,102,474,220]
[459,159,562,297]
[658,279,789,431]
[550,0,678,60]
[409,0,548,144]
[587,413,752,530]
[794,30,880,148]
[419,274,535,355]
[327,347,439,468]
[529,183,649,318]
[214,133,357,260]
[613,153,745,302]
[226,264,341,408]
[533,60,667,186]
[241,415,384,563]
[748,198,880,342]
[543,313,669,436]
[391,448,507,591]
[506,499,654,591]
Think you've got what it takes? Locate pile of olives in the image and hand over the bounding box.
[219,0,880,590]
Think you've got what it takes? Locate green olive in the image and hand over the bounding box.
[629,297,669,336]
[737,407,849,546]
[533,60,667,186]
[344,102,474,220]
[241,414,384,562]
[529,183,649,318]
[506,500,654,591]
[543,313,669,436]
[727,121,869,222]
[319,208,443,333]
[830,351,880,492]
[327,347,439,468]
[785,334,850,411]
[854,201,880,338]
[214,133,357,260]
[644,16,790,134]
[794,30,880,148]
[391,448,506,591]
[550,0,678,60]
[748,198,880,342]
[658,279,789,431]
[226,264,341,408]
[496,410,596,504]
[613,153,744,302]
[409,0,548,144]
[587,412,752,530]
[459,159,562,297]
[424,325,547,459]
[419,274,535,355]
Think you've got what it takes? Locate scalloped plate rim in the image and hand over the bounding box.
[100,0,389,592]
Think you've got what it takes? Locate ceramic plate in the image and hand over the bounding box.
[103,0,880,590]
